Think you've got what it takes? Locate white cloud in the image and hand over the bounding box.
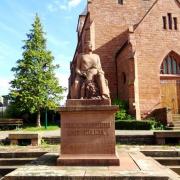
[56,73,69,89]
[0,77,11,96]
[59,5,67,10]
[68,0,82,7]
[47,0,83,12]
[56,72,69,105]
[47,1,68,12]
[47,4,57,12]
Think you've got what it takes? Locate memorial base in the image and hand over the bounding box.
[57,154,119,166]
[57,100,120,166]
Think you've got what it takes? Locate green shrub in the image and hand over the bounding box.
[113,99,129,110]
[115,119,165,130]
[112,99,134,120]
[145,118,165,130]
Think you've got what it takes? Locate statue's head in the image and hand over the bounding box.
[84,41,93,53]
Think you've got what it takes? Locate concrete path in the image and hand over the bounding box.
[0,129,154,140]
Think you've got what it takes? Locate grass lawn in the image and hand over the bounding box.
[22,124,60,131]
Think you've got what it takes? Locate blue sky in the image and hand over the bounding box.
[0,0,86,101]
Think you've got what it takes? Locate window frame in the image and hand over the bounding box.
[160,55,179,75]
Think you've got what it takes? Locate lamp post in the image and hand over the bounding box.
[0,96,3,119]
[43,64,48,129]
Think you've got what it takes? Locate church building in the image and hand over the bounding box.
[69,0,180,120]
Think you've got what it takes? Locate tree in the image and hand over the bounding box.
[9,14,66,127]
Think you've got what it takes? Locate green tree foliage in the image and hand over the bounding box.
[9,15,66,127]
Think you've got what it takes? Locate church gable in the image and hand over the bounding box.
[134,0,180,33]
[130,0,180,118]
[133,0,180,59]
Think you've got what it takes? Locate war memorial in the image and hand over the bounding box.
[1,42,179,180]
[0,0,180,179]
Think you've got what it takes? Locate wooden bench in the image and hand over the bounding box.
[0,119,23,130]
[154,131,180,145]
[9,133,41,146]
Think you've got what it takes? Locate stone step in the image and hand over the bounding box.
[172,116,180,120]
[172,114,180,117]
[171,125,180,128]
[171,127,180,130]
[0,158,37,166]
[0,166,20,176]
[0,152,46,158]
[155,157,180,166]
[141,150,180,157]
[168,166,180,175]
[172,127,180,130]
[172,119,180,122]
[173,124,180,127]
[173,121,180,124]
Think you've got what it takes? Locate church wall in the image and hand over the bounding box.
[133,0,180,118]
[116,44,135,115]
[87,0,156,100]
[116,47,130,101]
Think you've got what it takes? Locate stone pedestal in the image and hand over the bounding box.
[57,99,120,166]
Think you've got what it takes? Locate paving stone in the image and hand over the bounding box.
[3,151,178,180]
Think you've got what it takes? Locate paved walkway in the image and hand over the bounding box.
[0,129,154,140]
[4,150,179,179]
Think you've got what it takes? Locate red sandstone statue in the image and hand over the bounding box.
[70,41,110,99]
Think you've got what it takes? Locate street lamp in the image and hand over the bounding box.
[0,96,3,119]
[43,64,49,129]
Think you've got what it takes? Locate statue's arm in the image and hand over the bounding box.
[75,54,82,76]
[97,55,104,74]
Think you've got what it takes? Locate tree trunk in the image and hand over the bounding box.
[36,111,41,127]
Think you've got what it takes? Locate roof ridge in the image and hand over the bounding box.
[134,0,159,31]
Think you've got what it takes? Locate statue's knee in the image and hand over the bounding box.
[74,80,80,86]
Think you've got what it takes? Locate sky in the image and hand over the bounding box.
[0,0,86,103]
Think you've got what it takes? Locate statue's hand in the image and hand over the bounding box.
[81,72,87,79]
[98,69,104,75]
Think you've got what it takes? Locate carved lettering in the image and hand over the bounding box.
[64,122,112,136]
[67,129,108,136]
[64,122,112,128]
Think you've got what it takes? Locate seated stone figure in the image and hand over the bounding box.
[70,41,110,99]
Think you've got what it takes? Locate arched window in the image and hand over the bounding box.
[160,55,180,75]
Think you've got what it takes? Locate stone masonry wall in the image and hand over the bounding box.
[132,0,180,118]
[88,0,156,99]
[116,43,135,115]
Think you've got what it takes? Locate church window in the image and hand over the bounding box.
[167,13,172,30]
[174,17,178,30]
[163,13,178,30]
[162,16,167,29]
[161,55,180,75]
[118,0,123,5]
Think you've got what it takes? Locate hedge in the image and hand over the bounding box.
[115,120,165,130]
